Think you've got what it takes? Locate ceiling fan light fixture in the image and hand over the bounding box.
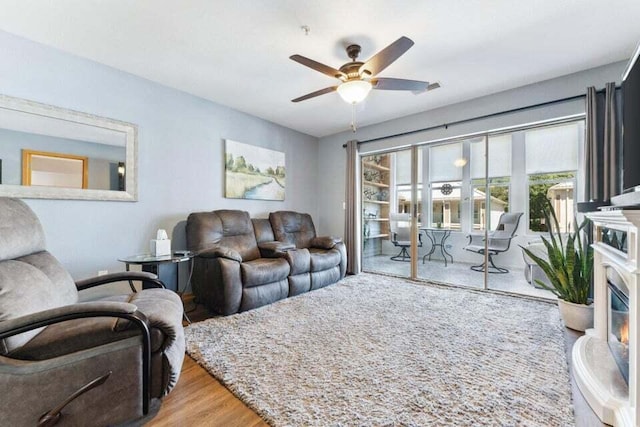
[337,80,372,104]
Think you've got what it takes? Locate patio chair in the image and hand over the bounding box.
[464,212,523,273]
[389,213,422,262]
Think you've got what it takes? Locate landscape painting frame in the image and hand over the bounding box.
[224,139,285,201]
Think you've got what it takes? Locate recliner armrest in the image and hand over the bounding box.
[311,236,342,250]
[0,301,139,339]
[197,245,242,262]
[258,241,295,258]
[76,271,165,291]
[0,301,154,415]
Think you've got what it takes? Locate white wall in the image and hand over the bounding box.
[0,31,319,280]
[317,61,627,243]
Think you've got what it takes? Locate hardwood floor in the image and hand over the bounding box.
[146,303,267,427]
[146,357,267,427]
[146,301,604,426]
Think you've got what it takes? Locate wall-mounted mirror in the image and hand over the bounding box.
[0,94,137,201]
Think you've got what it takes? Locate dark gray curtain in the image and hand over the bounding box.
[344,140,360,274]
[585,82,622,202]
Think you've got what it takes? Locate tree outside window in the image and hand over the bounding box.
[528,172,575,233]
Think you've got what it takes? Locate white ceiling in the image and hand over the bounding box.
[0,0,639,138]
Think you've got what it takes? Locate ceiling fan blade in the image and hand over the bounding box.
[371,77,429,92]
[359,36,414,77]
[290,55,347,80]
[291,86,338,103]
[427,82,441,91]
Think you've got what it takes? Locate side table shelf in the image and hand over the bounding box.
[118,251,195,324]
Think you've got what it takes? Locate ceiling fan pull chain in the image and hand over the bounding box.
[351,104,357,133]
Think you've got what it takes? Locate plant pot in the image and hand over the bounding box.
[557,299,594,332]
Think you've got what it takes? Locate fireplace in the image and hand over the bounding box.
[608,270,630,384]
[574,209,640,427]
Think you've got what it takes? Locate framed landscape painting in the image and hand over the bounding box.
[225,139,285,201]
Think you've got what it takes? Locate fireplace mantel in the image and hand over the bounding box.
[574,209,640,426]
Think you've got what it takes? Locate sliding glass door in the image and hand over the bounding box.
[416,137,483,289]
[359,117,583,300]
[486,121,583,297]
[361,148,413,278]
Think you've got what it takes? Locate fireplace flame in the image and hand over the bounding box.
[621,320,629,345]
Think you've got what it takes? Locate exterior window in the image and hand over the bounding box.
[528,172,575,233]
[428,142,464,229]
[525,122,580,233]
[431,181,462,229]
[470,135,512,231]
[472,177,510,230]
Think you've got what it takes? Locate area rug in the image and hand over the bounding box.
[185,273,574,426]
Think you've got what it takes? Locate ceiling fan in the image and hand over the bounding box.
[290,36,440,104]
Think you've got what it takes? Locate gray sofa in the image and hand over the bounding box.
[186,209,346,315]
[269,211,347,292]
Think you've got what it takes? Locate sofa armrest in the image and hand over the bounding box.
[258,241,296,258]
[197,245,242,262]
[311,236,342,250]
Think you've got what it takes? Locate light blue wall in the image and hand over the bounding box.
[0,31,319,280]
[317,61,627,240]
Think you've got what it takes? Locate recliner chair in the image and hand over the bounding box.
[186,209,293,315]
[0,198,185,426]
[268,211,347,291]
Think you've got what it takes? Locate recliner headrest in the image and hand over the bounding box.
[0,198,46,262]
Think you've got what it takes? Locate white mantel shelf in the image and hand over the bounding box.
[574,209,640,426]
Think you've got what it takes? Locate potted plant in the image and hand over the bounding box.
[522,201,594,331]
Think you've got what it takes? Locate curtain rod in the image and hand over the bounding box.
[342,85,621,148]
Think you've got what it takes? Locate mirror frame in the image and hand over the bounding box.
[0,94,138,201]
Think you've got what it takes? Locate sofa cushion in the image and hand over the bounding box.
[311,266,341,290]
[241,258,290,287]
[286,248,311,275]
[309,248,341,272]
[252,218,275,243]
[240,279,288,312]
[187,210,261,262]
[269,211,317,249]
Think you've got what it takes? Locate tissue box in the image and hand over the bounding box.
[150,239,171,256]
